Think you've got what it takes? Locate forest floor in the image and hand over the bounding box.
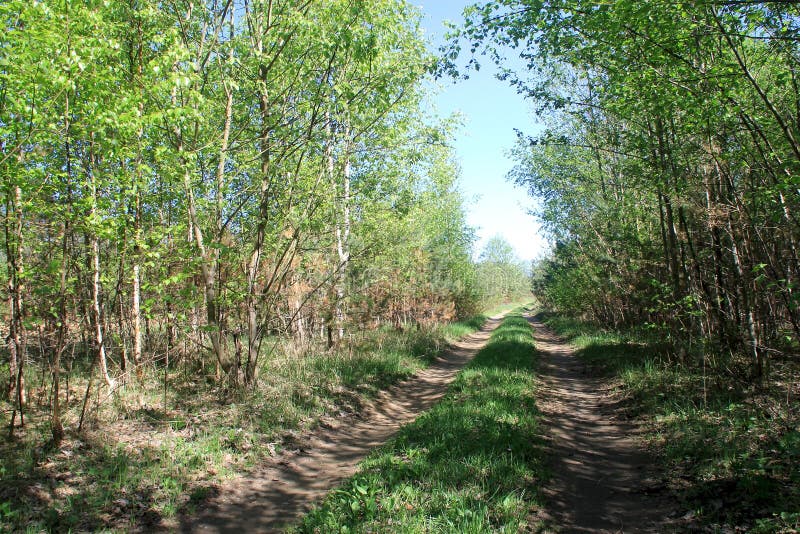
[184,315,506,532]
[0,313,496,532]
[528,315,677,532]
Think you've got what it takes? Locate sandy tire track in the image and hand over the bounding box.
[529,316,676,533]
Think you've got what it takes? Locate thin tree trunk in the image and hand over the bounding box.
[88,135,115,391]
[52,74,76,443]
[91,233,115,389]
[726,217,762,379]
[245,0,274,386]
[131,256,141,375]
[6,183,27,424]
[52,221,70,444]
[170,57,229,380]
[333,136,352,343]
[116,233,129,374]
[184,166,227,375]
[128,0,148,382]
[210,5,235,380]
[131,109,143,378]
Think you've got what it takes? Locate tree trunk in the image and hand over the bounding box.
[244,0,274,386]
[726,217,763,379]
[91,234,115,390]
[88,134,115,391]
[52,221,70,445]
[333,137,352,343]
[6,183,27,421]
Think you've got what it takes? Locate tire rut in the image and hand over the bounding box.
[529,316,675,533]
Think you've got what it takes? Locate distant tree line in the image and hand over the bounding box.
[475,236,531,306]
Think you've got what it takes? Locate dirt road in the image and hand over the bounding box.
[185,316,504,533]
[529,316,674,533]
[185,314,675,533]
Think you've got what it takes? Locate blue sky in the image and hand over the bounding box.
[415,1,550,263]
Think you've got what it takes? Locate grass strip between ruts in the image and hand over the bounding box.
[293,310,546,533]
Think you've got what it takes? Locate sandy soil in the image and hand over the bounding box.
[184,316,504,533]
[529,316,676,533]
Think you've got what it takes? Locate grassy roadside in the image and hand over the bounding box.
[542,313,800,533]
[0,313,496,533]
[293,310,546,533]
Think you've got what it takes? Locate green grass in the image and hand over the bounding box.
[543,313,800,533]
[481,298,537,319]
[294,311,546,533]
[0,314,490,533]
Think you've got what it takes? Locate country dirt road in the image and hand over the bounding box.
[185,316,505,533]
[185,313,677,533]
[529,316,675,533]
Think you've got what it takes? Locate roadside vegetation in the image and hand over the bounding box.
[543,313,800,533]
[294,310,545,533]
[3,0,482,445]
[0,314,492,532]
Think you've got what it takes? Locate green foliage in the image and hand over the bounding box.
[0,0,481,439]
[452,0,800,380]
[350,138,480,323]
[295,311,546,532]
[475,236,531,307]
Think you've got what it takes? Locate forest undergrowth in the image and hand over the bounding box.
[0,310,511,533]
[542,313,800,533]
[294,309,545,533]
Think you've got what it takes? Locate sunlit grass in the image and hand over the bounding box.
[294,311,546,533]
[482,299,537,319]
